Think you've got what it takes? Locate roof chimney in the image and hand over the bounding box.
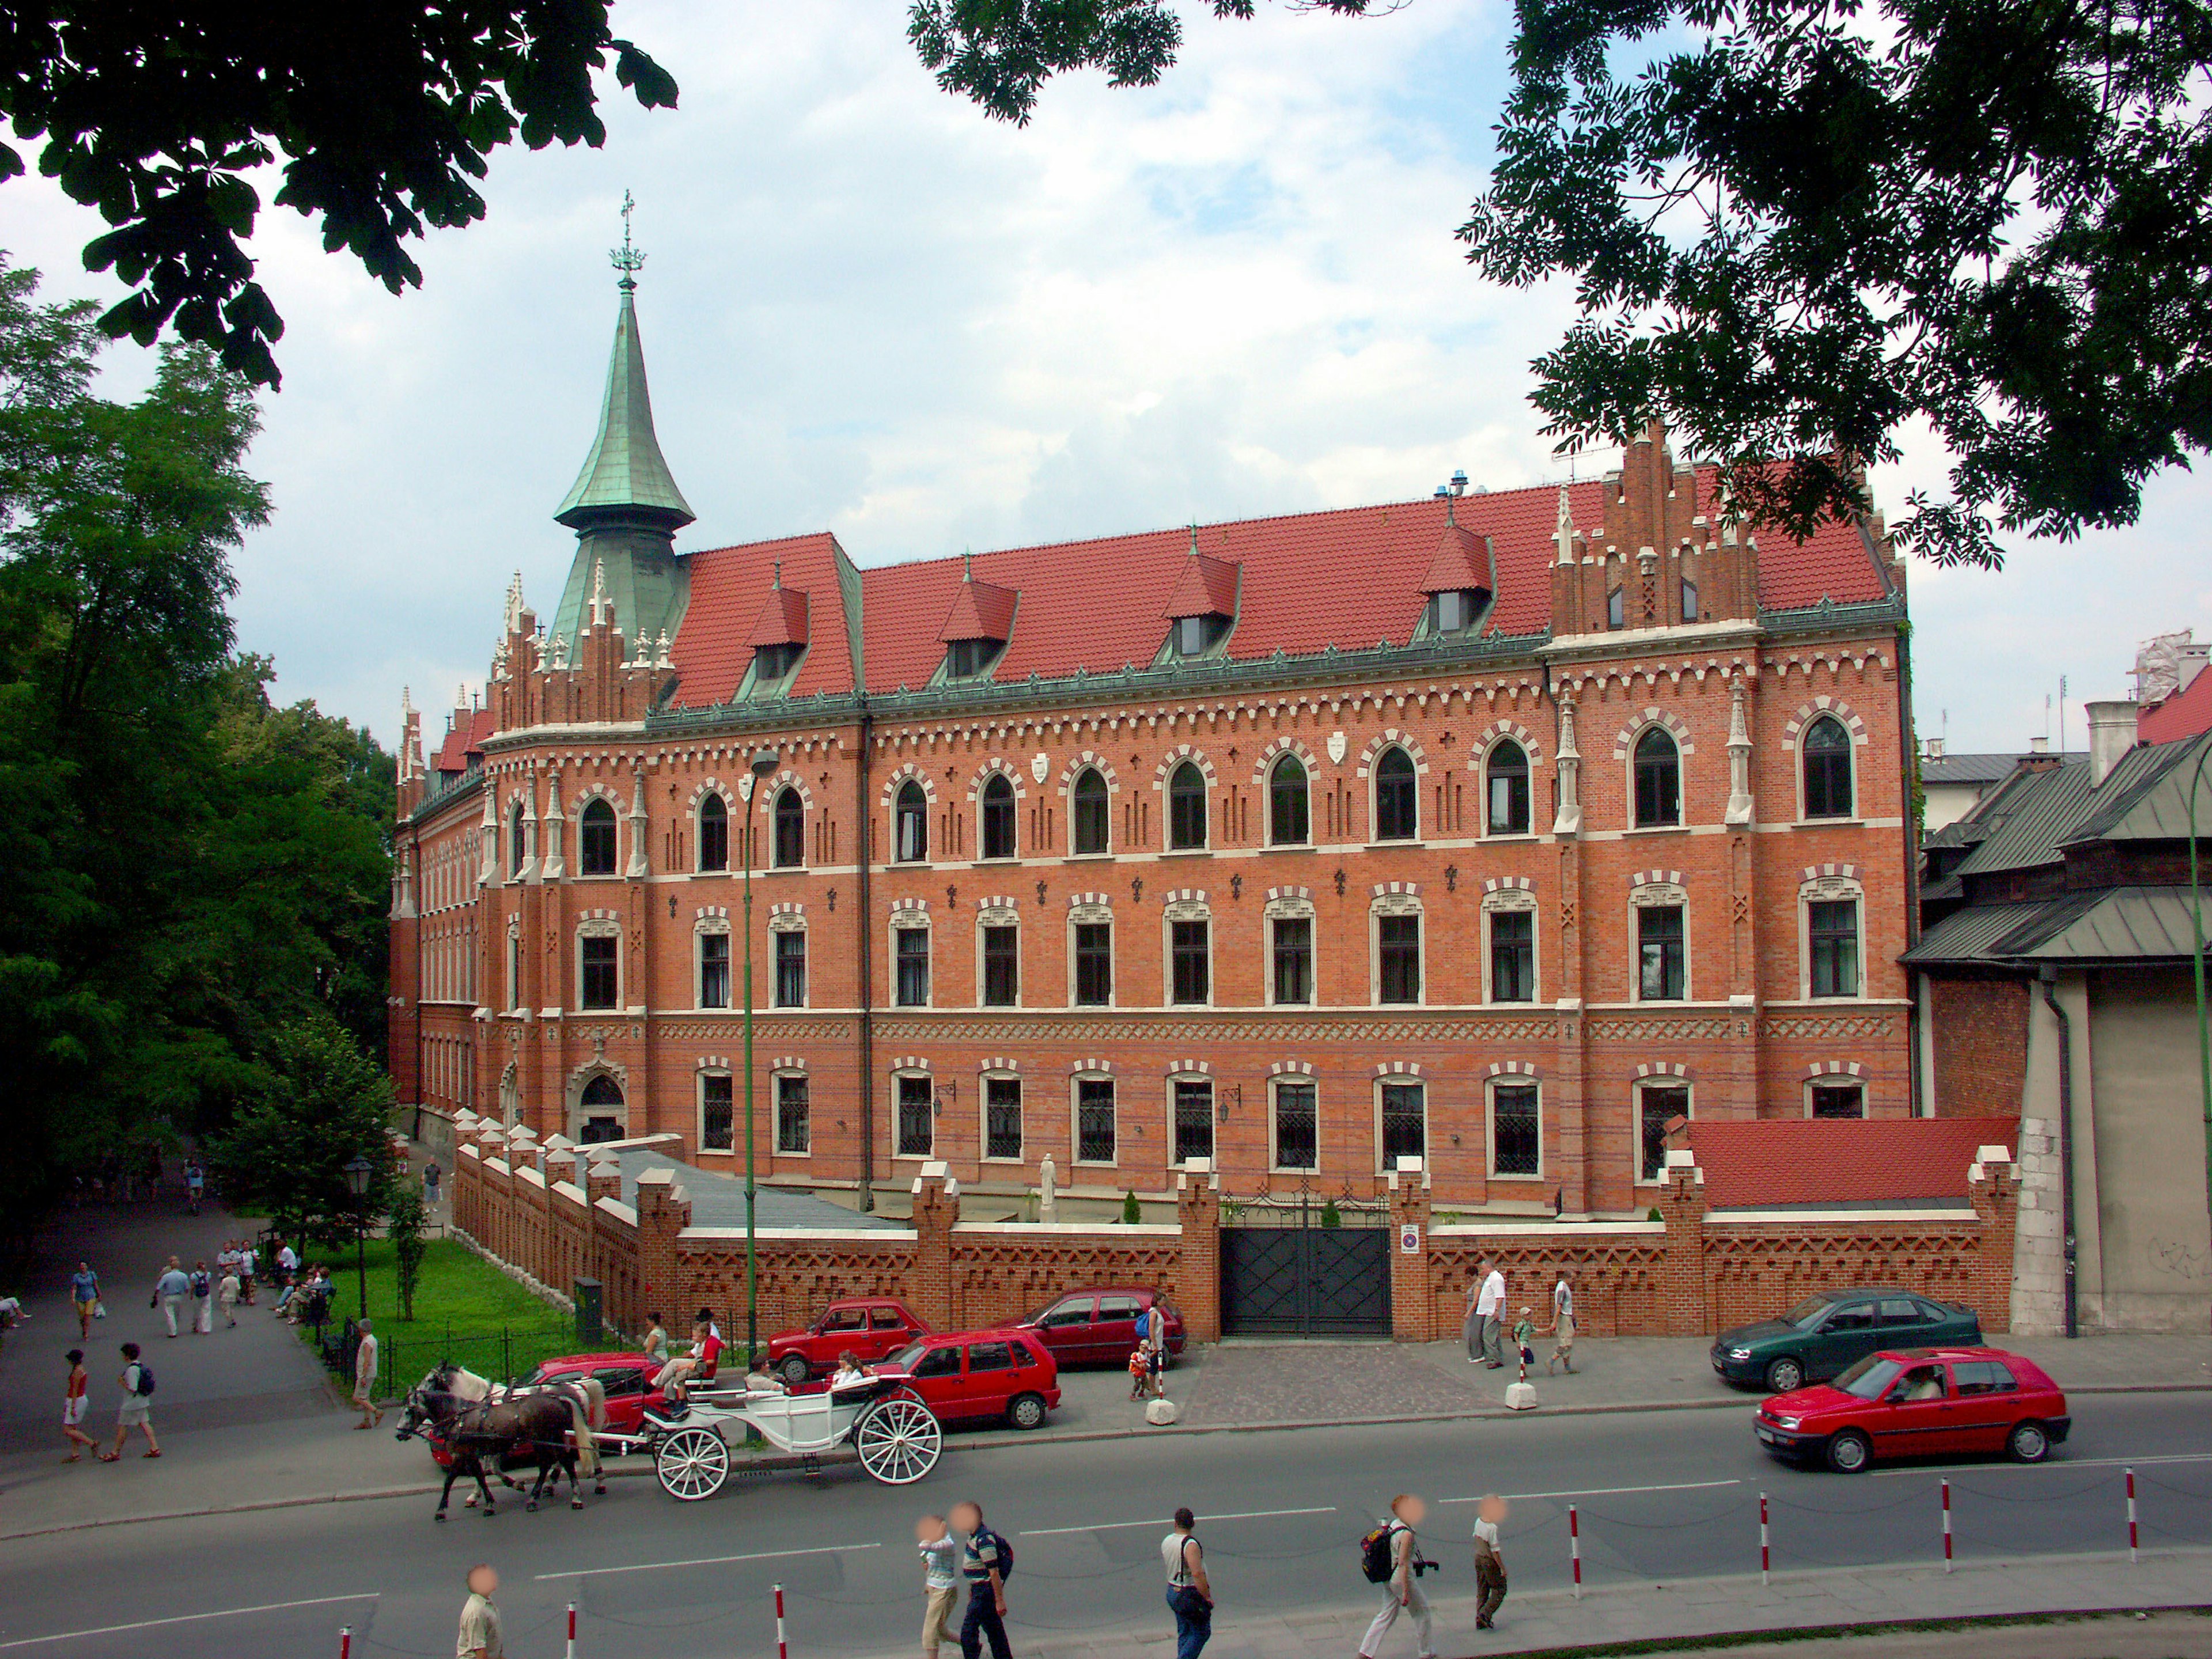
[1922,736,1946,760]
[2028,734,2049,755]
[2084,698,2140,785]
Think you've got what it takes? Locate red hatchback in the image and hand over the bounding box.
[996,1287,1187,1368]
[1755,1346,2070,1472]
[765,1297,930,1387]
[873,1330,1062,1430]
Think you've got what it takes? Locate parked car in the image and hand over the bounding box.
[1755,1346,2070,1472]
[1711,1290,1982,1393]
[872,1330,1062,1430]
[764,1297,930,1386]
[419,1350,660,1469]
[995,1287,1187,1368]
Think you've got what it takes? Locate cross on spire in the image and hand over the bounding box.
[611,190,645,291]
[772,558,783,590]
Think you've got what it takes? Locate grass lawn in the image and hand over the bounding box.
[301,1237,589,1386]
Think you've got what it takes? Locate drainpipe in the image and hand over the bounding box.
[855,694,876,1213]
[1897,618,1925,1115]
[2038,965,2077,1338]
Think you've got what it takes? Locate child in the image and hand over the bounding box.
[1127,1340,1152,1400]
[1512,1307,1537,1370]
[916,1513,959,1658]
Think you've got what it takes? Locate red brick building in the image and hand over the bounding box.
[389,274,1921,1219]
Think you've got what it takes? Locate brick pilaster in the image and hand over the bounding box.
[1176,1162,1222,1344]
[1967,1144,2017,1335]
[634,1168,693,1339]
[1659,1152,1709,1335]
[909,1162,960,1330]
[1388,1159,1434,1341]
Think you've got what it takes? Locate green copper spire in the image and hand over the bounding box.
[554,192,695,530]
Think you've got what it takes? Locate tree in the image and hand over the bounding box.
[387,1178,430,1321]
[209,1016,396,1244]
[916,0,2212,568]
[1,5,679,388]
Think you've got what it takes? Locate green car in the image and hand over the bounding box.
[1709,1290,1982,1393]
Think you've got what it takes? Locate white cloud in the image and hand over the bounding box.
[4,0,2202,755]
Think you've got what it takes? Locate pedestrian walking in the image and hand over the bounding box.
[152,1257,189,1338]
[425,1162,442,1203]
[1546,1270,1577,1375]
[455,1563,503,1659]
[1162,1506,1213,1659]
[950,1498,1013,1659]
[190,1263,213,1334]
[237,1243,256,1305]
[1472,1496,1509,1630]
[99,1342,160,1460]
[218,1268,240,1327]
[1512,1307,1537,1373]
[1473,1259,1508,1367]
[69,1262,100,1340]
[353,1318,382,1428]
[1357,1494,1436,1659]
[276,1239,300,1291]
[62,1349,99,1461]
[184,1162,204,1214]
[916,1514,960,1659]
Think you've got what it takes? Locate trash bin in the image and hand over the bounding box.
[574,1278,603,1347]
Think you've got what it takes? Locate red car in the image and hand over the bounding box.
[422,1351,661,1468]
[873,1330,1062,1430]
[1755,1346,2070,1472]
[995,1286,1186,1368]
[765,1297,930,1387]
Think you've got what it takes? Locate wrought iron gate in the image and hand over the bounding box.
[1219,1193,1392,1337]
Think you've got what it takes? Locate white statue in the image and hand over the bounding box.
[1038,1153,1059,1224]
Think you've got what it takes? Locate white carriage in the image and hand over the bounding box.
[639,1376,942,1501]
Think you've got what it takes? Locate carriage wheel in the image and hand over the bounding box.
[655,1427,730,1502]
[854,1396,942,1485]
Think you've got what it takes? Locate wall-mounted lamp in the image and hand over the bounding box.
[1217,1083,1241,1126]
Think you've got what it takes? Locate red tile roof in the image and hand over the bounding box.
[1418,515,1487,595]
[1685,1117,2018,1209]
[2137,666,2212,745]
[748,585,809,649]
[433,707,496,775]
[671,532,856,707]
[938,576,1020,643]
[1164,552,1240,619]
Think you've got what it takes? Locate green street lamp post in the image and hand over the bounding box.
[2187,736,2212,1229]
[343,1153,374,1323]
[741,747,781,1367]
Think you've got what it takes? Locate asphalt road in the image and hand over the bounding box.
[2,1393,2208,1658]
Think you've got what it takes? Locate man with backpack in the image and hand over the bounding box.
[99,1342,160,1460]
[190,1262,213,1334]
[950,1498,1013,1659]
[1357,1494,1436,1659]
[1162,1506,1213,1659]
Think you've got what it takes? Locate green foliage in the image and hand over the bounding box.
[0,7,679,387]
[209,1015,396,1244]
[1649,1206,1664,1224]
[1122,1188,1142,1225]
[0,258,394,1232]
[1320,1197,1341,1229]
[388,1178,430,1322]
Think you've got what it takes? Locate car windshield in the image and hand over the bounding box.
[884,1341,927,1370]
[1783,1297,1835,1328]
[1832,1355,1905,1400]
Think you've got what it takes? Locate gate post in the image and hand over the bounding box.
[1388,1158,1434,1342]
[910,1162,960,1330]
[1176,1162,1222,1344]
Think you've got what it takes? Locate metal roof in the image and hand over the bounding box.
[1902,901,2052,966]
[1922,752,2071,786]
[2063,732,2212,844]
[555,287,695,529]
[607,1147,902,1231]
[1949,757,2095,878]
[2000,886,2209,962]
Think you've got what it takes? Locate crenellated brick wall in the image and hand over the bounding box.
[450,1119,2016,1348]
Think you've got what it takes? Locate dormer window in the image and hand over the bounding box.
[1427,589,1482,635]
[1418,506,1490,639]
[935,557,1020,685]
[1173,613,1230,658]
[944,637,1004,680]
[748,641,804,696]
[744,575,809,700]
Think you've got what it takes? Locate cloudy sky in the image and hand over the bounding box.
[9,0,2207,755]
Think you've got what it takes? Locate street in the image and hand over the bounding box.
[2,1391,2206,1657]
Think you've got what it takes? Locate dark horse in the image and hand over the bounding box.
[396,1373,584,1520]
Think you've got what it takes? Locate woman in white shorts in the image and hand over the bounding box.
[62,1349,97,1460]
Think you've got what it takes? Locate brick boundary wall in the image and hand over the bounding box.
[451,1119,2015,1346]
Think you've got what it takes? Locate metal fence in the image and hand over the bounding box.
[316,1317,590,1398]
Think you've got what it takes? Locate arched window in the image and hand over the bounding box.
[1607,586,1625,630]
[1374,747,1417,841]
[1269,755,1309,845]
[508,801,526,877]
[1168,762,1208,850]
[1071,768,1109,855]
[980,774,1016,859]
[1802,717,1853,819]
[698,793,729,872]
[579,798,618,876]
[579,1074,625,1145]
[1633,728,1680,828]
[772,787,805,868]
[1486,740,1529,835]
[895,780,929,862]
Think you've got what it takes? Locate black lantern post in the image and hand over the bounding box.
[343,1154,374,1321]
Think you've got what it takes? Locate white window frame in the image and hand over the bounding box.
[1368,745,1421,844]
[890,915,932,1009]
[697,1067,736,1154]
[1795,713,1860,823]
[769,914,808,1009]
[892,1068,935,1159]
[696,918,733,1010]
[1067,766,1113,858]
[1269,1073,1320,1174]
[1627,724,1686,830]
[1264,896,1318,1007]
[505,918,522,1012]
[891,779,932,865]
[772,1066,812,1158]
[1633,1077,1694,1185]
[1480,890,1540,1005]
[1369,893,1425,1007]
[1165,761,1210,852]
[980,1070,1024,1164]
[1070,1071,1118,1167]
[1163,900,1213,1009]
[1067,903,1114,1009]
[575,794,623,879]
[575,919,621,1011]
[1630,881,1691,1003]
[695,790,733,873]
[976,906,1020,1009]
[1478,736,1536,839]
[1486,1077,1544,1181]
[769,785,807,870]
[1373,1076,1427,1175]
[1167,1071,1215,1170]
[1804,1076,1868,1119]
[1266,753,1311,847]
[1797,876,1867,1001]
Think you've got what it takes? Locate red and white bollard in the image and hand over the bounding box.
[566,1600,577,1658]
[1941,1479,1953,1573]
[1569,1503,1582,1599]
[1759,1492,1770,1586]
[2126,1467,2138,1565]
[338,1628,351,1659]
[774,1582,789,1659]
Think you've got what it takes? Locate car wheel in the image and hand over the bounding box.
[779,1355,811,1388]
[1006,1392,1048,1431]
[2007,1421,2050,1464]
[1825,1430,1871,1474]
[1764,1358,1804,1395]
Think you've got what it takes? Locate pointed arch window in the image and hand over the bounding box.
[1633,728,1681,828]
[1168,762,1207,850]
[1802,717,1854,819]
[579,798,618,876]
[698,794,729,872]
[1374,747,1418,841]
[1269,755,1309,846]
[1486,740,1530,835]
[980,774,1017,860]
[895,781,929,862]
[772,787,805,868]
[1607,586,1625,630]
[1071,768,1109,855]
[508,801,527,877]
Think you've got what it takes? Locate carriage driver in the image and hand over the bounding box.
[650,1317,724,1410]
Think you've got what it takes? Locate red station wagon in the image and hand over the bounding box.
[995,1287,1187,1368]
[765,1297,930,1386]
[873,1330,1062,1430]
[1755,1346,2071,1472]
